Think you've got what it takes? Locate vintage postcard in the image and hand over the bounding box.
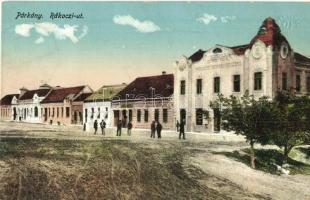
[1,1,310,199]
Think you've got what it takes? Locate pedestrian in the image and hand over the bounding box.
[116,120,122,136]
[150,121,156,138]
[156,121,162,139]
[176,120,180,132]
[94,120,98,135]
[100,120,106,135]
[127,121,133,136]
[179,120,185,140]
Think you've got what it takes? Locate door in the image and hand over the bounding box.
[213,108,221,132]
[113,110,119,127]
[180,109,186,125]
[44,108,48,121]
[154,109,159,122]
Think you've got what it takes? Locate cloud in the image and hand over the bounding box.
[15,22,88,44]
[15,24,34,37]
[197,14,217,25]
[221,16,236,23]
[35,37,44,44]
[113,15,160,33]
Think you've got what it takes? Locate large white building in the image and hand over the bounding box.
[174,17,310,133]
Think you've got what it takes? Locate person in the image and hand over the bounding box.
[150,121,156,138]
[176,120,180,132]
[100,120,106,135]
[127,121,133,136]
[156,121,162,139]
[116,120,122,136]
[94,120,98,135]
[179,120,185,140]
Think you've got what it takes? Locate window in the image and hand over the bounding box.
[97,108,100,119]
[91,108,94,119]
[52,108,55,117]
[307,76,310,93]
[180,80,186,95]
[296,74,301,92]
[129,110,132,122]
[254,72,262,90]
[196,79,202,94]
[282,72,287,91]
[48,108,50,117]
[61,107,64,117]
[137,109,141,122]
[57,107,59,118]
[155,109,159,122]
[233,75,241,92]
[85,109,88,123]
[163,109,168,123]
[34,107,38,117]
[196,108,203,125]
[144,110,149,122]
[214,77,220,93]
[66,107,70,118]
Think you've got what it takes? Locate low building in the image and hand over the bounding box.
[174,17,310,133]
[14,84,52,123]
[112,72,174,130]
[83,84,126,131]
[40,85,93,125]
[0,94,19,121]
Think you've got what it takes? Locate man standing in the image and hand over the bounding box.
[116,120,122,136]
[127,121,133,136]
[100,120,106,135]
[179,120,185,140]
[150,121,156,138]
[156,121,162,139]
[94,120,98,135]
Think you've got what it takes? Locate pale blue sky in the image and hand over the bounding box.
[2,2,310,95]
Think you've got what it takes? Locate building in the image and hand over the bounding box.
[14,84,52,123]
[174,17,310,133]
[40,85,93,125]
[83,84,126,131]
[112,72,174,130]
[0,94,19,121]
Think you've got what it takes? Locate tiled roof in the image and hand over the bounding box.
[41,86,85,103]
[249,17,291,50]
[85,84,126,102]
[115,74,174,100]
[0,94,19,106]
[294,52,310,66]
[74,93,93,102]
[19,89,51,100]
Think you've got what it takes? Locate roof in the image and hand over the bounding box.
[0,94,19,106]
[19,89,51,100]
[115,74,174,100]
[249,17,291,50]
[41,86,85,103]
[294,52,310,66]
[74,93,93,102]
[230,44,249,56]
[85,84,126,102]
[189,49,206,62]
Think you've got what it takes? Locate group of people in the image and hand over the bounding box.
[92,119,186,140]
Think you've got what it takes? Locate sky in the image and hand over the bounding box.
[2,2,310,96]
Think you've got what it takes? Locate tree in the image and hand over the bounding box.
[272,93,310,164]
[210,92,278,169]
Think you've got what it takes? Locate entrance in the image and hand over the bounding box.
[122,110,127,127]
[113,110,120,127]
[13,107,17,120]
[180,109,186,124]
[44,108,48,121]
[213,108,221,132]
[154,109,159,122]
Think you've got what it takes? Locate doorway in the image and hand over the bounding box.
[213,108,221,132]
[180,109,186,124]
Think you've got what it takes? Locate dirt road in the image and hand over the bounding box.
[0,121,309,200]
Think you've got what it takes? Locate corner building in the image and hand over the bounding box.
[174,17,310,133]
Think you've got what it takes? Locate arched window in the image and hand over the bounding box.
[34,107,38,117]
[213,48,222,54]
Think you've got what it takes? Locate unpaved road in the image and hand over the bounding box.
[0,121,309,200]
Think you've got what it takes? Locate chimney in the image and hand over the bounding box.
[19,87,28,96]
[162,71,166,75]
